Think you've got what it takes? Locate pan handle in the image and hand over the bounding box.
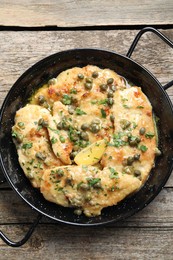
[0,213,42,247]
[126,27,173,90]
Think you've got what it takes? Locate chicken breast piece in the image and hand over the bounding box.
[12,104,62,188]
[40,165,141,217]
[101,87,157,184]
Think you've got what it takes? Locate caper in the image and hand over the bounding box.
[35,152,46,161]
[120,119,131,130]
[81,123,89,131]
[15,134,23,144]
[71,96,78,104]
[78,73,84,80]
[85,194,92,202]
[90,124,100,133]
[85,77,93,83]
[134,170,141,178]
[127,156,135,165]
[92,71,99,78]
[48,78,57,85]
[62,121,70,130]
[80,131,89,141]
[128,136,141,147]
[80,140,88,148]
[107,78,114,85]
[56,168,64,177]
[80,183,90,190]
[74,209,82,216]
[73,145,80,151]
[57,121,63,130]
[107,90,114,98]
[70,132,79,142]
[134,153,140,160]
[99,84,108,91]
[68,105,75,115]
[93,182,102,189]
[70,151,78,159]
[122,159,128,166]
[38,95,45,104]
[38,118,48,127]
[91,118,100,125]
[110,85,116,92]
[139,127,146,135]
[84,82,92,90]
[110,115,115,122]
[107,98,114,106]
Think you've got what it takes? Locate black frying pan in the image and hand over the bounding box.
[0,27,173,247]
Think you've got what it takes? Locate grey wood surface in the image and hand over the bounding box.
[0,0,173,27]
[0,29,173,258]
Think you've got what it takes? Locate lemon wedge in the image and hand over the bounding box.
[74,139,107,166]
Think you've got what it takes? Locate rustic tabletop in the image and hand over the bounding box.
[0,1,173,259]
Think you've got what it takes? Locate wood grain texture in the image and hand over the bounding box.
[0,0,173,27]
[0,224,173,259]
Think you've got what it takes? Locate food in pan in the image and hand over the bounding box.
[12,65,159,217]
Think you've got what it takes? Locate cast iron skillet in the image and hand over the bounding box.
[0,27,173,247]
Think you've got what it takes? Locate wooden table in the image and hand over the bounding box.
[0,1,173,259]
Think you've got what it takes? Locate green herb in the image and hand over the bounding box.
[98,99,108,105]
[48,126,60,134]
[145,132,155,139]
[91,100,98,105]
[12,131,18,138]
[132,122,138,129]
[18,122,25,128]
[51,136,58,144]
[87,178,101,187]
[109,167,119,179]
[123,104,131,109]
[59,135,65,143]
[77,181,84,189]
[136,106,144,109]
[61,94,71,105]
[22,143,33,149]
[101,108,106,118]
[139,144,148,152]
[75,108,87,115]
[70,88,77,94]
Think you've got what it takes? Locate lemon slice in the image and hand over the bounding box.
[74,139,107,166]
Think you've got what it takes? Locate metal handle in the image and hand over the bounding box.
[0,213,42,247]
[126,27,173,90]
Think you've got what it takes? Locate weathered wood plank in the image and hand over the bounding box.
[0,188,173,227]
[0,0,173,27]
[0,224,173,259]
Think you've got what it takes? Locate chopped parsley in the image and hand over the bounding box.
[145,132,155,139]
[75,108,87,115]
[101,108,106,118]
[22,143,33,149]
[109,167,119,179]
[51,136,58,144]
[139,144,148,152]
[136,105,144,109]
[87,178,101,187]
[70,88,77,94]
[61,94,71,105]
[59,135,65,143]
